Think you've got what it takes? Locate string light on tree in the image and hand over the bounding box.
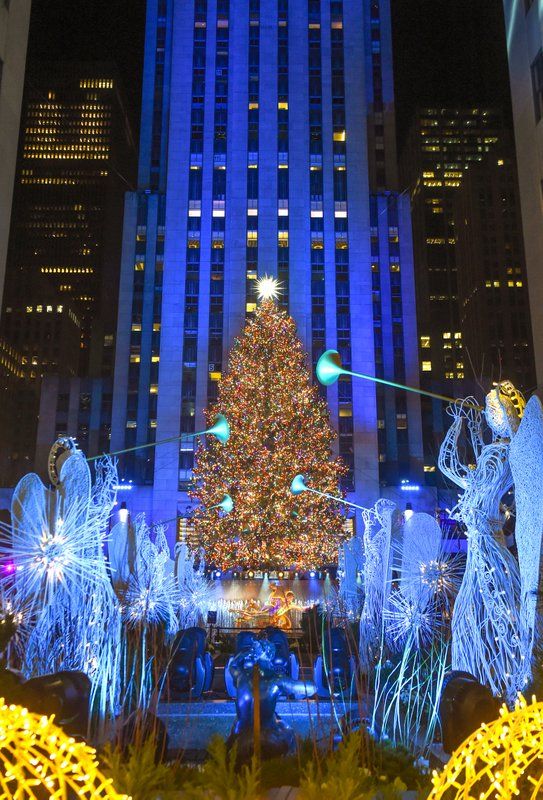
[191,300,348,570]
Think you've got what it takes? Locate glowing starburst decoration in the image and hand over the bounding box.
[256,275,281,301]
[0,701,128,799]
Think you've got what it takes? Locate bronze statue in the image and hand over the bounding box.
[226,638,315,761]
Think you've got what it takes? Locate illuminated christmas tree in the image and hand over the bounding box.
[191,284,348,570]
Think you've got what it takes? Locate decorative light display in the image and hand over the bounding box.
[0,442,121,721]
[0,700,127,799]
[118,517,178,632]
[191,299,348,570]
[255,274,282,302]
[363,505,460,753]
[438,390,528,700]
[175,538,217,630]
[315,348,483,408]
[428,695,543,799]
[509,393,543,672]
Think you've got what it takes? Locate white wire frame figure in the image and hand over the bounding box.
[175,539,217,630]
[509,394,543,671]
[1,441,121,723]
[114,514,179,712]
[438,395,526,701]
[359,499,396,669]
[371,513,460,753]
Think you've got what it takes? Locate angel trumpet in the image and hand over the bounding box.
[290,474,366,511]
[316,349,482,409]
[87,413,230,461]
[209,494,234,514]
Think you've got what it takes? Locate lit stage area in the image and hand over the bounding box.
[204,574,341,630]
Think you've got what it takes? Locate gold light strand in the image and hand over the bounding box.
[429,694,543,799]
[0,700,129,800]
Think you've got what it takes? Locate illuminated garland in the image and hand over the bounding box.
[191,300,348,570]
[0,700,128,799]
[428,695,543,799]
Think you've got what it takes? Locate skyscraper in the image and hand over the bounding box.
[502,0,543,386]
[0,0,32,314]
[2,63,136,378]
[111,0,423,540]
[454,148,535,391]
[0,63,136,484]
[400,107,514,481]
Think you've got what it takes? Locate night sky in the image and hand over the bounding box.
[26,0,512,151]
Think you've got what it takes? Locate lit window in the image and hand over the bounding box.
[278,102,288,110]
[442,332,451,339]
[422,361,432,372]
[151,355,160,362]
[209,371,222,381]
[131,323,142,332]
[130,355,140,363]
[424,465,436,473]
[126,421,137,428]
[420,336,430,348]
[149,385,158,394]
[246,302,257,312]
[333,130,346,142]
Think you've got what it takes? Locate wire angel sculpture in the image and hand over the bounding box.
[175,539,217,630]
[371,512,461,753]
[359,499,397,668]
[337,533,363,619]
[438,387,528,701]
[0,439,121,722]
[509,394,543,668]
[111,514,178,712]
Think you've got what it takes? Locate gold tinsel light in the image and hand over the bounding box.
[0,700,129,800]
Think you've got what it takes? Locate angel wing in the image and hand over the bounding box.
[399,512,442,607]
[509,394,543,652]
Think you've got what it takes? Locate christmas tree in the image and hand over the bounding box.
[191,290,348,570]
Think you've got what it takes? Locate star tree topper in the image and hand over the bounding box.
[256,275,282,302]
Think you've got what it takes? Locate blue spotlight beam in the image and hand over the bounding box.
[87,413,230,462]
[316,350,483,410]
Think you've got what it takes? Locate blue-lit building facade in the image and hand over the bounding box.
[110,0,424,542]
